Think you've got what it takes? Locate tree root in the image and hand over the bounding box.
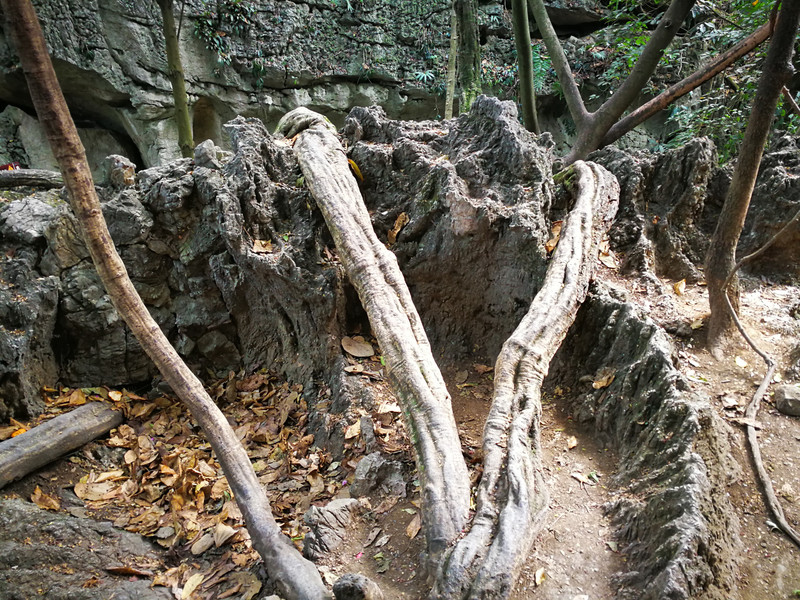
[720,205,800,550]
[277,108,472,568]
[0,168,64,188]
[431,162,618,599]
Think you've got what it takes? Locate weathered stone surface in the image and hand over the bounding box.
[303,498,362,560]
[349,452,406,499]
[342,96,554,359]
[333,573,385,600]
[774,384,800,417]
[0,498,171,600]
[548,282,740,600]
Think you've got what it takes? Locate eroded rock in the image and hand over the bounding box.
[303,498,362,560]
[774,384,800,417]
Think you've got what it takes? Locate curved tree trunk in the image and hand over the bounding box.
[276,108,472,569]
[706,3,800,350]
[156,0,194,158]
[1,3,329,598]
[431,162,618,599]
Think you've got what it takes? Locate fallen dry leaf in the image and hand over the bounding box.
[344,420,361,440]
[105,566,153,577]
[592,368,616,389]
[566,436,578,450]
[406,513,421,539]
[31,485,60,511]
[735,356,748,368]
[388,212,409,245]
[181,572,205,599]
[534,567,546,586]
[252,239,273,254]
[342,336,374,358]
[545,221,563,253]
[214,522,237,547]
[673,279,686,295]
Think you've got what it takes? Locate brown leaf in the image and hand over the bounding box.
[592,368,616,389]
[252,239,273,254]
[673,279,686,296]
[473,364,493,375]
[342,336,374,358]
[405,513,421,539]
[214,522,237,547]
[181,572,205,598]
[31,485,60,511]
[388,212,410,245]
[566,436,578,450]
[545,221,563,253]
[344,420,361,440]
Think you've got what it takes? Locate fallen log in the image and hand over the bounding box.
[0,168,64,189]
[0,402,123,489]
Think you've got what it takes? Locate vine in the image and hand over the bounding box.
[193,0,255,65]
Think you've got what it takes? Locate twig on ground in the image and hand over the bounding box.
[720,205,800,549]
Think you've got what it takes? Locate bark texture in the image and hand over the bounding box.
[706,2,800,349]
[511,0,540,133]
[1,2,329,598]
[431,162,618,599]
[454,0,481,112]
[0,168,64,188]
[0,402,122,489]
[276,108,472,566]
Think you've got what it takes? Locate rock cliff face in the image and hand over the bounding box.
[0,0,609,169]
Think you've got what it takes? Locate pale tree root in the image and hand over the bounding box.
[0,402,122,489]
[431,162,619,599]
[276,108,473,569]
[720,206,800,549]
[3,3,331,598]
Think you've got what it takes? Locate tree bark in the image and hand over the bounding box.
[706,2,800,350]
[0,168,64,188]
[156,0,194,158]
[445,2,458,119]
[454,0,481,112]
[602,21,772,147]
[431,162,618,599]
[0,403,123,489]
[276,108,472,569]
[512,0,540,133]
[0,3,329,598]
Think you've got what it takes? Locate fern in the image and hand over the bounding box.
[531,44,551,93]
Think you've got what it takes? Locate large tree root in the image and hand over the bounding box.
[277,108,472,567]
[431,163,618,599]
[0,402,122,489]
[0,168,64,188]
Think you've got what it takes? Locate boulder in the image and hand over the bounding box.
[774,384,800,417]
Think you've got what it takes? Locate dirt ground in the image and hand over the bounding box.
[1,272,798,599]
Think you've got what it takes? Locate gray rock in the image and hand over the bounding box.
[0,498,171,600]
[332,573,385,600]
[100,190,153,245]
[0,193,61,244]
[349,453,406,499]
[194,139,223,170]
[774,384,800,417]
[303,498,362,560]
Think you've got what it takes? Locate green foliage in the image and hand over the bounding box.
[193,0,255,65]
[531,43,552,93]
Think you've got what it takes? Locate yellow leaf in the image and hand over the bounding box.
[690,317,705,330]
[108,390,123,402]
[388,212,409,245]
[534,567,546,586]
[673,279,686,295]
[31,486,60,511]
[181,572,205,598]
[566,436,578,450]
[348,159,364,182]
[252,239,273,254]
[592,368,616,389]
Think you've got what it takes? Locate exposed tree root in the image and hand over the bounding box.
[0,402,122,489]
[277,108,472,567]
[431,162,618,599]
[720,206,800,550]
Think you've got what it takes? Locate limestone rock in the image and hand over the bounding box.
[349,453,406,499]
[302,498,362,560]
[774,384,800,417]
[332,573,385,600]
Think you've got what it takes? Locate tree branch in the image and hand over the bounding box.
[602,21,772,146]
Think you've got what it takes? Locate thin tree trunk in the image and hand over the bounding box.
[602,21,772,146]
[706,3,800,350]
[512,0,540,133]
[156,0,194,158]
[277,108,472,571]
[431,162,618,599]
[445,2,459,120]
[454,0,481,111]
[0,3,329,598]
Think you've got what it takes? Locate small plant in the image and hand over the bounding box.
[414,70,436,85]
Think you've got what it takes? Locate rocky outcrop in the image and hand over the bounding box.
[548,283,741,600]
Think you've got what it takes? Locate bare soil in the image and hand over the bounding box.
[1,273,798,599]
